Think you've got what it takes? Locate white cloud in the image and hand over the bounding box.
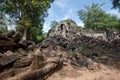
[63,8,74,20]
[107,9,120,18]
[77,22,84,27]
[43,23,51,33]
[62,8,84,27]
[48,9,61,20]
[43,8,61,32]
[55,0,68,9]
[8,25,16,30]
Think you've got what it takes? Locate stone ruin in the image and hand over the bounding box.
[49,19,119,41]
[48,19,120,53]
[0,31,63,80]
[0,19,120,80]
[47,19,120,68]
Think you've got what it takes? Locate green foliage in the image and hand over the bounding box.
[78,3,120,30]
[66,19,72,25]
[0,13,8,33]
[0,26,8,34]
[35,33,47,43]
[50,21,58,29]
[82,42,89,51]
[111,0,120,11]
[0,0,54,41]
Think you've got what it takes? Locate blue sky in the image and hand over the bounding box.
[43,0,120,32]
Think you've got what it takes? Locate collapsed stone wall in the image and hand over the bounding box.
[0,19,120,80]
[48,19,120,54]
[49,19,119,41]
[47,19,120,68]
[0,31,63,80]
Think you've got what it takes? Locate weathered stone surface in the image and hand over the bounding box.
[18,58,63,80]
[0,19,120,80]
[15,48,28,57]
[14,57,32,68]
[0,31,35,53]
[29,55,44,70]
[0,69,14,80]
[46,19,120,68]
[4,50,14,56]
[0,53,3,57]
[1,30,15,38]
[7,56,63,80]
[0,54,17,67]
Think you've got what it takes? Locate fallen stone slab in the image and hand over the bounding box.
[0,54,18,67]
[9,57,63,80]
[0,69,14,80]
[14,58,32,68]
[18,62,63,80]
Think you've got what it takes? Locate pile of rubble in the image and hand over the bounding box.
[0,31,63,80]
[49,19,119,50]
[0,19,120,80]
[0,48,63,80]
[47,19,120,68]
[0,30,35,52]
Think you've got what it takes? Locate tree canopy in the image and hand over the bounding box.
[111,0,120,11]
[78,3,120,30]
[0,0,54,41]
[50,21,58,29]
[0,13,8,33]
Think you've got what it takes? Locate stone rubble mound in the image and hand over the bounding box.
[0,31,63,80]
[47,19,120,68]
[0,19,120,80]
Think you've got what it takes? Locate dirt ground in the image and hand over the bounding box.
[47,63,120,80]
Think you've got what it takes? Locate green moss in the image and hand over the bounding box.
[66,19,71,25]
[82,42,89,51]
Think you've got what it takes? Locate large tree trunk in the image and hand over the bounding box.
[21,28,27,41]
[19,28,28,46]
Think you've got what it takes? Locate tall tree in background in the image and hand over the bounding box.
[111,0,120,11]
[50,21,58,29]
[0,13,8,33]
[0,0,54,41]
[78,3,120,30]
